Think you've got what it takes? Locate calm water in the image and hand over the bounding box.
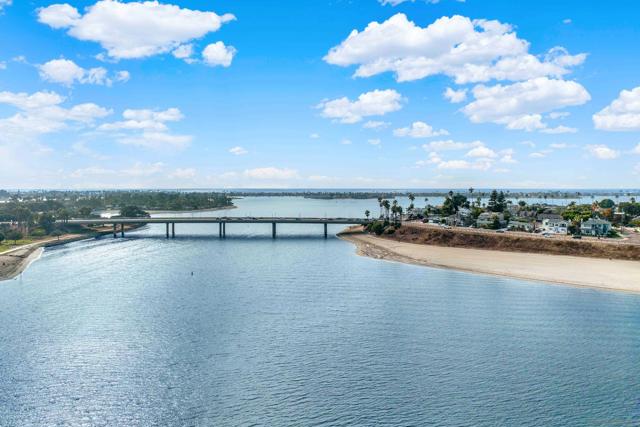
[1,197,640,426]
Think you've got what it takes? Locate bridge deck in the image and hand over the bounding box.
[62,217,368,225]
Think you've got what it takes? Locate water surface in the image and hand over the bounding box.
[1,197,639,426]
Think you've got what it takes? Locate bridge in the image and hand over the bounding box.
[61,217,369,239]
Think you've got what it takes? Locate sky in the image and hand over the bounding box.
[0,0,639,189]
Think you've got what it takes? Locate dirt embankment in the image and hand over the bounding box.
[353,224,640,261]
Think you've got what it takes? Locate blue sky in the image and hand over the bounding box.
[1,0,639,189]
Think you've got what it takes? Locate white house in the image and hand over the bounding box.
[542,218,569,234]
[580,218,612,236]
[477,212,506,228]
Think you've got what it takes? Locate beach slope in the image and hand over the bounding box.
[340,232,640,293]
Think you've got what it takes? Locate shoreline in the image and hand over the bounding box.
[339,229,640,294]
[146,205,237,214]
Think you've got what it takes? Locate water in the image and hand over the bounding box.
[1,197,640,426]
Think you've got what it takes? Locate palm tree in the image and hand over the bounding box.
[382,200,391,220]
[377,196,383,218]
[364,210,370,220]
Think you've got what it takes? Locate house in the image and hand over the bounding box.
[542,217,569,234]
[580,218,612,236]
[477,212,506,228]
[507,219,535,232]
[537,213,563,222]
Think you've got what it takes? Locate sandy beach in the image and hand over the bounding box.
[340,231,640,293]
[0,246,44,281]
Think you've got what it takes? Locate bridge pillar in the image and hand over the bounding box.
[218,222,222,238]
[223,222,226,238]
[324,223,328,239]
[272,222,276,239]
[113,223,117,238]
[120,223,124,238]
[166,223,169,238]
[171,223,175,238]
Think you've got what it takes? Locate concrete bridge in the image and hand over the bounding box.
[61,217,369,239]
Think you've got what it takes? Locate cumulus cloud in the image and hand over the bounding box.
[422,139,483,152]
[466,145,497,158]
[393,121,448,138]
[243,167,299,180]
[229,146,248,155]
[39,58,129,86]
[593,86,640,131]
[0,90,110,142]
[0,0,11,12]
[443,87,467,103]
[324,14,586,83]
[368,138,382,146]
[38,1,235,60]
[632,143,640,155]
[202,42,236,67]
[99,107,190,149]
[317,89,403,123]
[462,77,590,131]
[363,120,390,129]
[585,144,619,160]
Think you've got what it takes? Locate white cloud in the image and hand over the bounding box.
[363,120,390,129]
[229,146,248,155]
[0,90,110,142]
[0,0,12,12]
[309,133,320,139]
[317,89,403,124]
[436,159,492,171]
[462,77,590,131]
[39,58,128,86]
[38,1,235,60]
[529,152,546,158]
[368,138,382,145]
[169,168,196,179]
[443,87,467,103]
[540,125,577,134]
[393,121,448,138]
[341,139,352,145]
[499,149,517,163]
[632,143,640,154]
[202,42,236,67]
[325,14,586,84]
[243,167,299,180]
[585,144,619,160]
[422,139,483,152]
[548,111,570,119]
[563,18,572,24]
[118,132,192,149]
[172,44,194,62]
[549,143,569,149]
[521,140,536,148]
[466,145,497,158]
[99,107,190,149]
[593,86,640,131]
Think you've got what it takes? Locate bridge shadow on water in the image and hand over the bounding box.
[98,234,339,242]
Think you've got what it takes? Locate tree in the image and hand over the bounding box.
[56,208,70,223]
[78,206,93,217]
[6,230,23,245]
[50,230,63,241]
[599,199,615,209]
[382,200,391,220]
[37,213,56,234]
[364,210,370,220]
[119,206,150,218]
[488,190,499,212]
[497,191,506,212]
[0,231,4,244]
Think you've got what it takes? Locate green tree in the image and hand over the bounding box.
[78,206,93,217]
[364,210,370,220]
[119,206,149,218]
[0,231,4,244]
[6,230,23,245]
[37,213,56,234]
[599,199,615,209]
[488,190,499,212]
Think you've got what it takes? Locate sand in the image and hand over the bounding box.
[0,246,43,281]
[340,231,640,294]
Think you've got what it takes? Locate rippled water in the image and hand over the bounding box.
[1,197,640,426]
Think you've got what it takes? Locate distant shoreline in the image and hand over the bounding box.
[339,228,640,294]
[146,205,237,214]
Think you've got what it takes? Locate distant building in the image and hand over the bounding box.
[477,212,506,228]
[507,219,535,232]
[580,218,612,236]
[542,218,569,234]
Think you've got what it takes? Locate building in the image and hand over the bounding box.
[542,218,569,234]
[580,218,612,236]
[477,212,506,228]
[507,219,535,232]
